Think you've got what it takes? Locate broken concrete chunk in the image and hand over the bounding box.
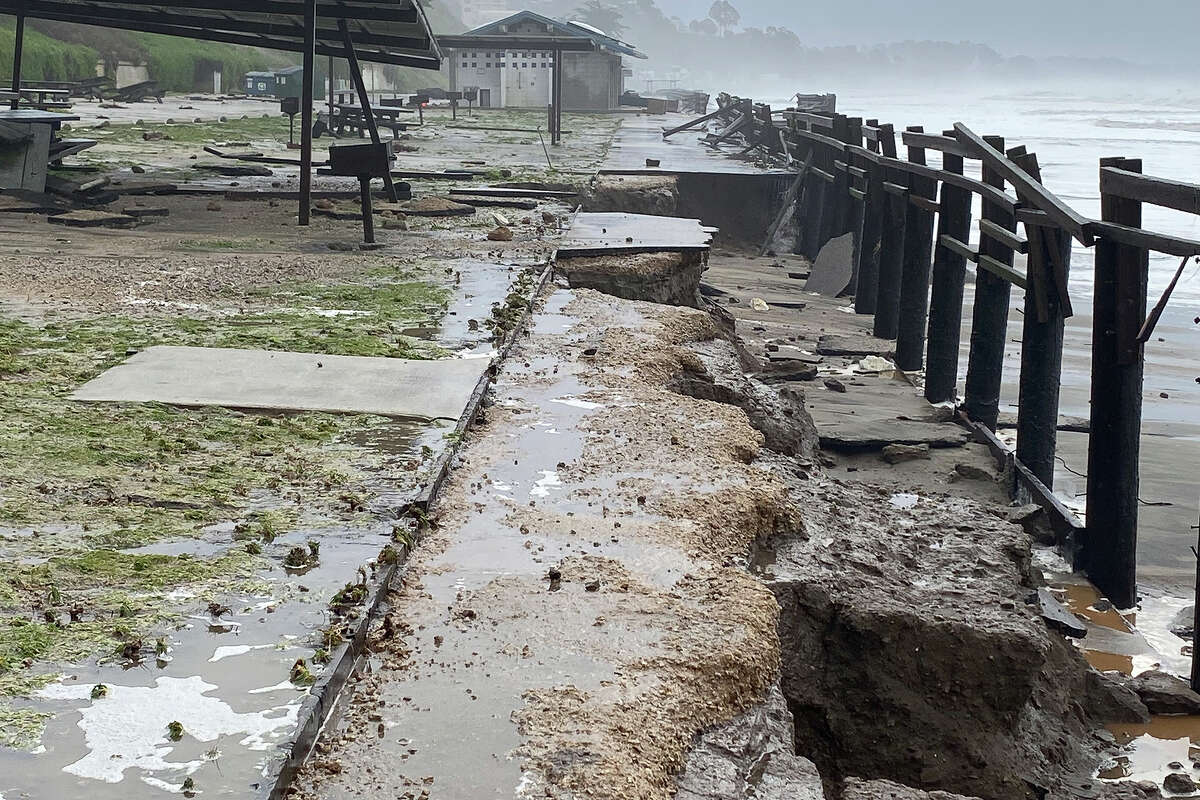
[1008,504,1057,546]
[1169,605,1194,641]
[804,232,855,296]
[676,685,825,800]
[819,420,972,451]
[47,209,138,229]
[403,196,476,217]
[487,226,513,242]
[822,378,847,394]
[558,251,707,308]
[1037,587,1087,638]
[816,333,896,358]
[122,206,169,218]
[954,462,998,482]
[841,778,983,800]
[1125,669,1200,715]
[750,297,770,312]
[1085,669,1151,724]
[881,443,931,464]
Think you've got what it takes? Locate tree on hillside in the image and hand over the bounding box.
[688,17,718,36]
[571,0,627,38]
[708,0,740,35]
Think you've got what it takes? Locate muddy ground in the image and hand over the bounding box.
[283,238,1164,800]
[0,100,608,798]
[1,96,1186,800]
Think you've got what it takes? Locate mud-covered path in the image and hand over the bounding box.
[291,285,809,799]
[285,240,1170,800]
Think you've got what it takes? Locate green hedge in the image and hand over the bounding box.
[0,21,97,82]
[132,34,292,93]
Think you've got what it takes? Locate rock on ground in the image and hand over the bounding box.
[842,778,982,800]
[1124,669,1200,715]
[675,684,824,800]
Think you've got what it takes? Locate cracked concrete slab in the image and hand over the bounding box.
[70,345,487,421]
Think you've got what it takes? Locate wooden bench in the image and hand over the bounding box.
[49,138,98,165]
[332,105,412,138]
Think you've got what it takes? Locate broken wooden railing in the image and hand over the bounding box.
[694,97,1200,609]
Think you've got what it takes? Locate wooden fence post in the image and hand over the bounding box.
[873,171,908,340]
[924,133,973,404]
[1013,151,1072,489]
[853,149,884,316]
[801,132,827,260]
[843,117,865,294]
[1083,156,1148,609]
[828,114,853,240]
[895,127,938,371]
[963,136,1016,430]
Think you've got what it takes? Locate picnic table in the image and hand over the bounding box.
[332,103,414,138]
[0,109,82,191]
[20,87,71,110]
[0,87,72,111]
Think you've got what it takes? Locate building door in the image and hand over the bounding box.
[479,88,491,108]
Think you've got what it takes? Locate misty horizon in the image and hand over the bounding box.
[646,0,1193,67]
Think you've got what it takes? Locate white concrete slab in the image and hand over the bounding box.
[804,233,855,297]
[70,345,487,421]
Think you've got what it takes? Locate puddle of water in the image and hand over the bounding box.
[36,676,297,785]
[1103,716,1200,784]
[406,258,544,356]
[0,519,395,799]
[551,396,605,410]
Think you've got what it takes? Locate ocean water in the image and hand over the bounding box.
[768,87,1200,594]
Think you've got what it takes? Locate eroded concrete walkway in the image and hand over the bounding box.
[290,246,1160,800]
[293,286,812,799]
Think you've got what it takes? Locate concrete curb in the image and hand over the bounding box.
[256,260,555,800]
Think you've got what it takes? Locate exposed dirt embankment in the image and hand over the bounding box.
[562,250,1148,800]
[581,175,680,217]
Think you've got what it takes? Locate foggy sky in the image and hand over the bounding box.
[654,0,1194,66]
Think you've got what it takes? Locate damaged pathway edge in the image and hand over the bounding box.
[284,204,1158,800]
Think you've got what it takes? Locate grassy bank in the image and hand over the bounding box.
[0,261,451,729]
[0,21,97,83]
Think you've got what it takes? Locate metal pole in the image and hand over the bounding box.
[327,53,335,124]
[298,0,316,226]
[554,48,563,145]
[359,176,375,244]
[11,7,26,110]
[338,18,398,203]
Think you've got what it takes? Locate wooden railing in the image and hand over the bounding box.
[677,97,1200,609]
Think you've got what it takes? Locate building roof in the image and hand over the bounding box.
[0,0,443,69]
[461,10,646,59]
[276,65,305,75]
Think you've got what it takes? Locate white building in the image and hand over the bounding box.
[441,11,646,111]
